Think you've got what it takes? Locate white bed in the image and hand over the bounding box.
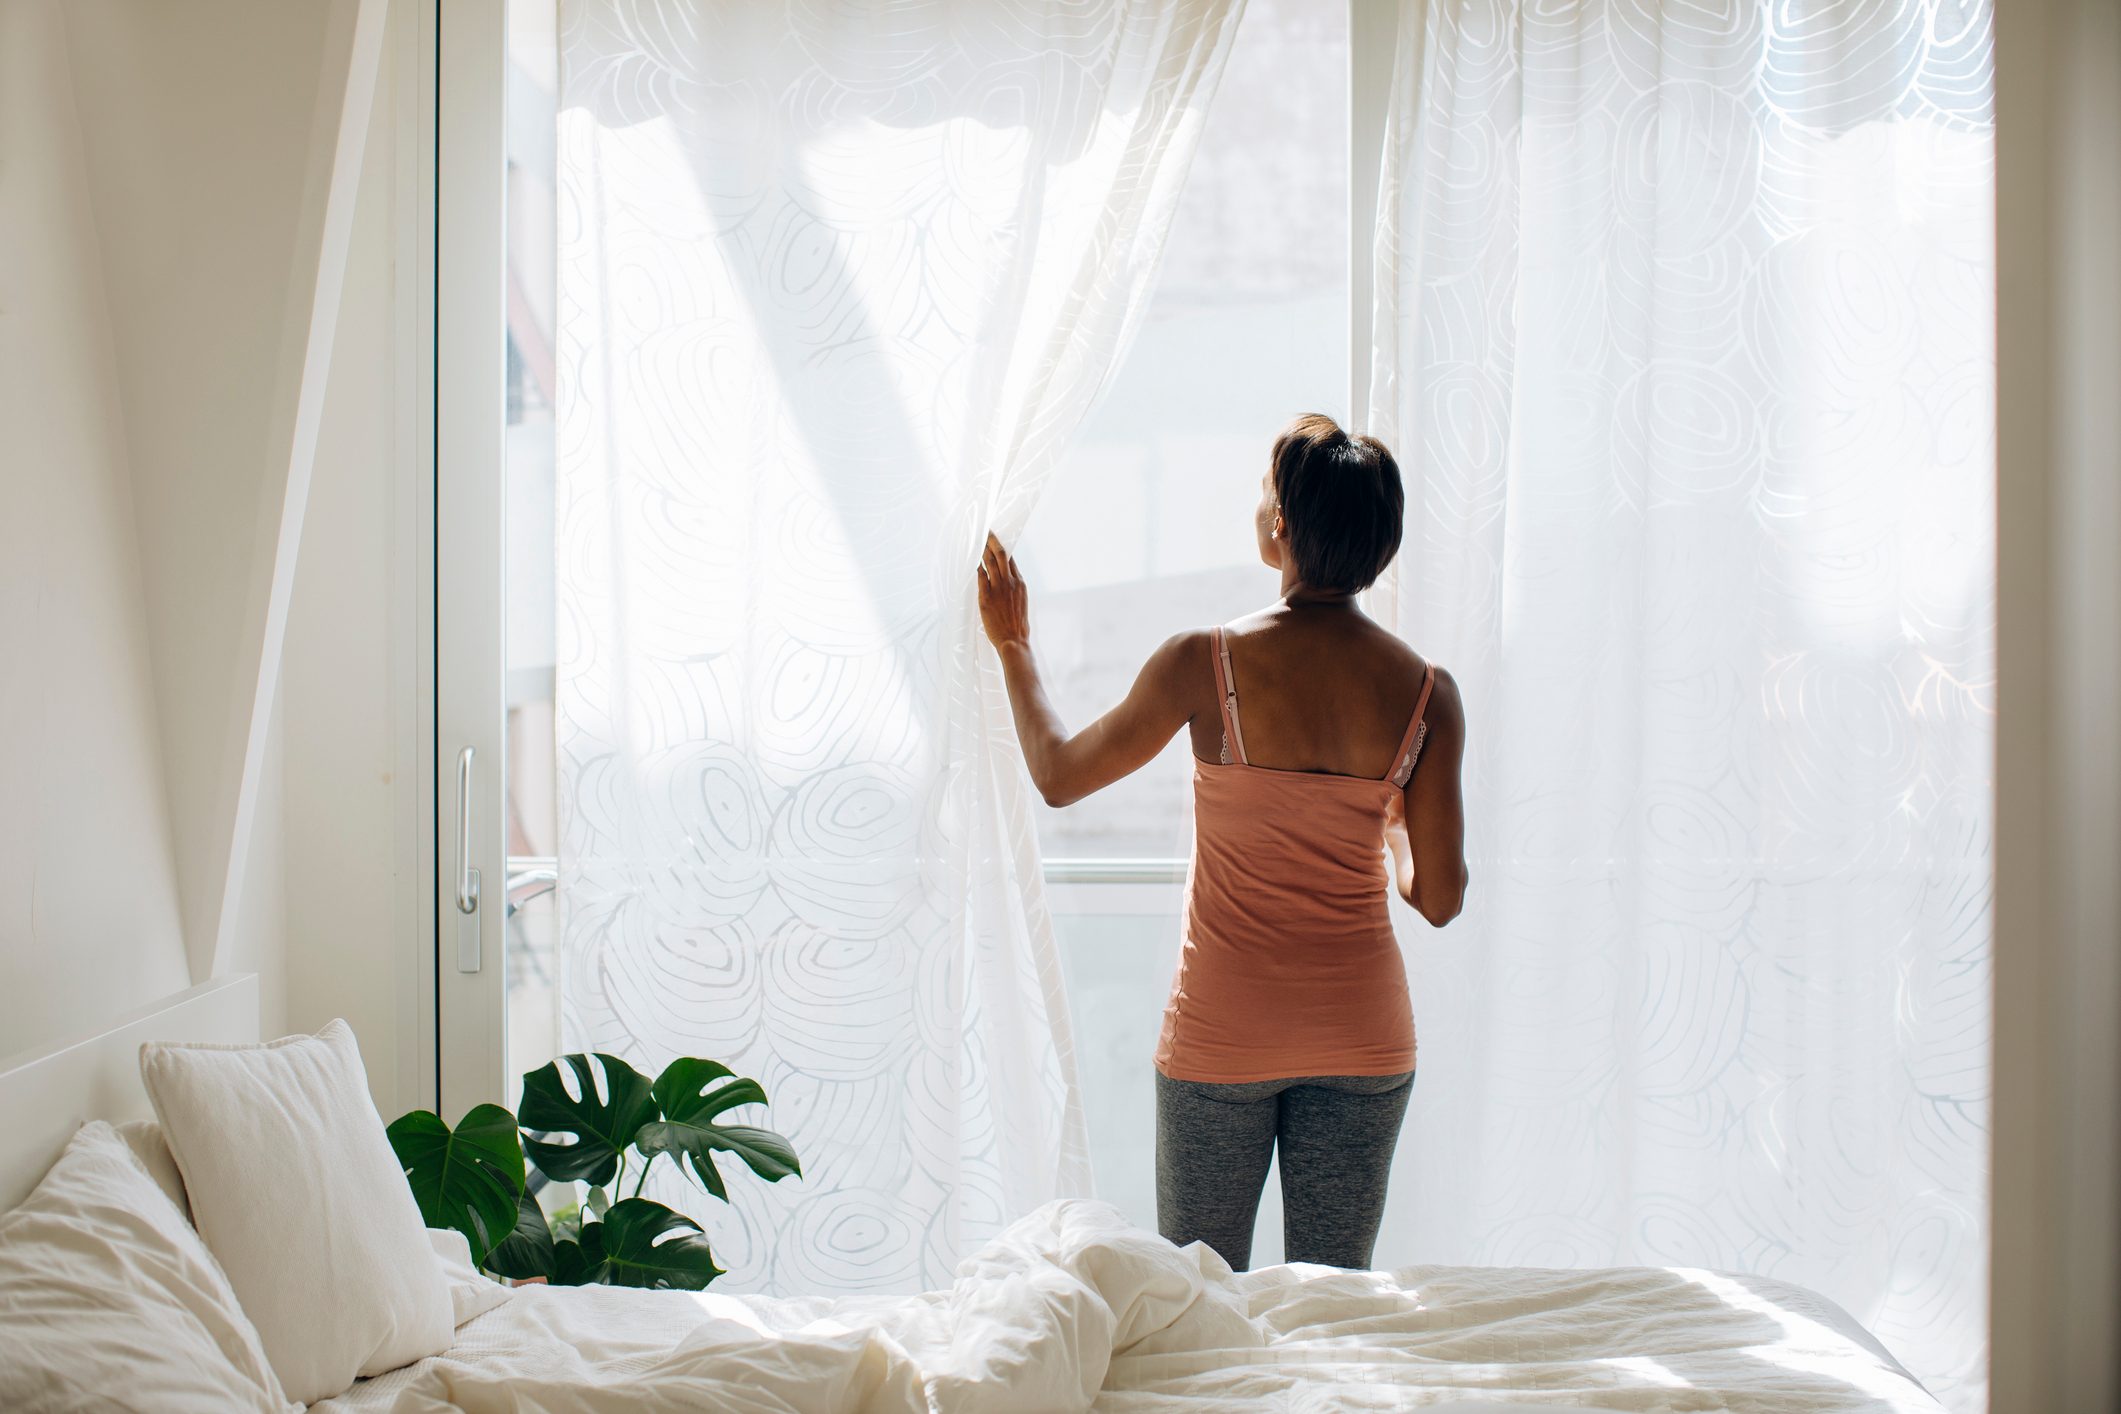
[316,1200,1939,1413]
[1,993,1943,1413]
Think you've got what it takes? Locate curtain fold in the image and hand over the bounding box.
[1367,3,1994,1408]
[553,0,1245,1294]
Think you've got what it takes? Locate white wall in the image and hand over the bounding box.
[60,0,381,988]
[221,708,290,1040]
[0,0,191,1055]
[1,0,381,1061]
[283,21,422,1115]
[1992,0,2121,1408]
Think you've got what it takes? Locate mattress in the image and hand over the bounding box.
[319,1200,1940,1413]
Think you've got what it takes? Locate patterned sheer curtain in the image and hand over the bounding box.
[554,0,1244,1293]
[1367,2,1993,1408]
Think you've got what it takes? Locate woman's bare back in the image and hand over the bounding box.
[1184,605,1434,779]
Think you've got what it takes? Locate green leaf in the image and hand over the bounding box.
[519,1054,659,1187]
[585,1185,611,1220]
[385,1104,525,1267]
[650,1059,766,1125]
[549,1231,607,1286]
[595,1199,724,1290]
[637,1059,798,1201]
[482,1187,555,1282]
[705,1124,801,1184]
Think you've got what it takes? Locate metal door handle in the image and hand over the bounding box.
[453,746,479,911]
[455,747,482,973]
[455,746,481,914]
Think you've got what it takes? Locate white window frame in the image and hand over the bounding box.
[430,0,510,1119]
[389,0,440,1115]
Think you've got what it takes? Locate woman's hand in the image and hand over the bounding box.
[977,532,1031,650]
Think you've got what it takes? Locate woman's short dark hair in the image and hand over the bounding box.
[1270,414,1404,594]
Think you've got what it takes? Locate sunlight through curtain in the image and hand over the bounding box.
[1366,3,1994,1408]
[553,0,1244,1294]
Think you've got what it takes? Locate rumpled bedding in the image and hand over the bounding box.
[317,1200,1941,1413]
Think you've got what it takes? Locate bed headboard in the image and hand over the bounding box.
[0,974,259,1210]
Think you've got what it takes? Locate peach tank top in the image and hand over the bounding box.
[1154,627,1435,1084]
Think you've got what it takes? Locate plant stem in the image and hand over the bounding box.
[632,1154,651,1199]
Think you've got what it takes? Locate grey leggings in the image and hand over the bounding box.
[1155,1069,1414,1271]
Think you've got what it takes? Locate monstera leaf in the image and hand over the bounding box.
[519,1053,658,1186]
[385,1104,524,1266]
[595,1199,724,1290]
[550,1233,606,1286]
[480,1190,714,1289]
[636,1058,800,1201]
[481,1187,556,1282]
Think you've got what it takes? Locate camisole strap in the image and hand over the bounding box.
[1387,662,1437,788]
[1211,626,1248,766]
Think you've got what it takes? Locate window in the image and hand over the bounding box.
[1018,0,1352,863]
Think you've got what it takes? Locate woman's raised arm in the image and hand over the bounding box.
[978,534,1201,808]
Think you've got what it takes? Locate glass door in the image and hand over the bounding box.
[434,0,562,1118]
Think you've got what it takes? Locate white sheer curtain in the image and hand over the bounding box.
[553,0,1244,1294]
[1367,2,1993,1408]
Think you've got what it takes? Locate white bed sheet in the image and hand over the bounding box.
[319,1201,1940,1413]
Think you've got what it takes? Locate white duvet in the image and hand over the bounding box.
[321,1201,1940,1413]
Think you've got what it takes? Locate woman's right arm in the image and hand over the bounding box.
[979,534,1202,808]
[1391,667,1467,927]
[995,633,1202,808]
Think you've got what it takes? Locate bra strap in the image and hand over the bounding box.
[1388,662,1437,788]
[1212,627,1248,766]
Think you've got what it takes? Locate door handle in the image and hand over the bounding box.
[455,746,482,972]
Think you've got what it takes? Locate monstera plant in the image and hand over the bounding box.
[386,1053,799,1290]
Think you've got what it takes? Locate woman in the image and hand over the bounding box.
[976,413,1467,1272]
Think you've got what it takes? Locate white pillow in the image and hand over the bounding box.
[0,1121,291,1412]
[114,1117,191,1220]
[427,1227,513,1328]
[141,1020,454,1405]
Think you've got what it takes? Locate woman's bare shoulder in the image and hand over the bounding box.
[1353,617,1441,682]
[1153,626,1217,660]
[1354,627,1461,722]
[1222,604,1282,636]
[1135,627,1217,698]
